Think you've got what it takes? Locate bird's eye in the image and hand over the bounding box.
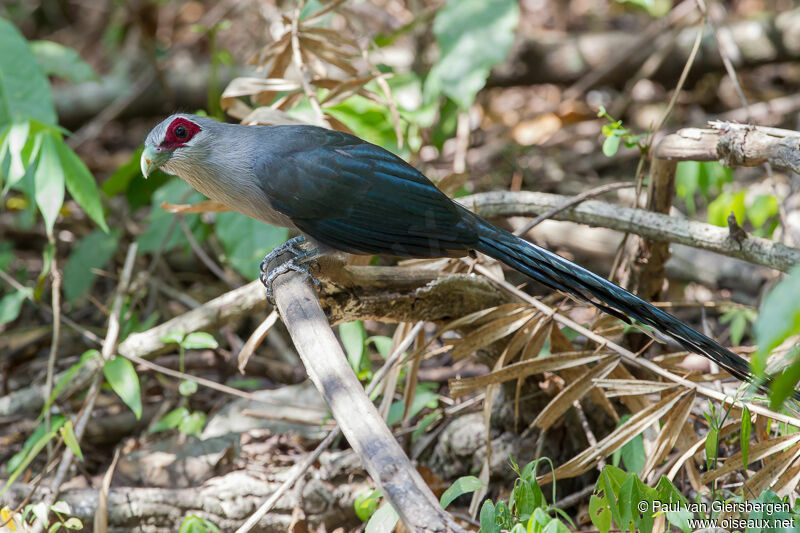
[174,125,188,139]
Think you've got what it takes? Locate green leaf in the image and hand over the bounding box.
[6,415,65,474]
[2,120,31,188]
[42,349,99,419]
[367,336,394,359]
[0,18,57,125]
[179,515,221,533]
[29,41,97,83]
[620,430,646,474]
[340,321,367,372]
[161,331,185,346]
[214,211,289,279]
[2,425,59,496]
[589,494,612,533]
[365,502,399,533]
[426,0,519,110]
[769,356,800,410]
[705,427,718,468]
[54,139,108,231]
[33,131,65,233]
[62,517,83,530]
[150,407,190,433]
[179,379,198,396]
[753,265,800,374]
[181,332,218,350]
[747,194,778,229]
[479,500,498,533]
[0,286,31,325]
[741,405,751,470]
[103,356,142,419]
[178,411,206,436]
[602,134,621,157]
[354,489,381,521]
[440,476,484,509]
[708,190,746,227]
[62,228,120,303]
[58,420,83,461]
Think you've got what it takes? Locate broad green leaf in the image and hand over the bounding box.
[439,476,484,509]
[55,139,108,231]
[2,120,31,188]
[367,335,394,359]
[326,95,405,155]
[150,407,190,433]
[753,265,800,374]
[602,134,621,157]
[541,519,571,533]
[59,420,83,461]
[741,405,751,470]
[708,190,746,227]
[214,211,288,279]
[769,356,800,410]
[654,477,690,532]
[62,517,83,530]
[354,489,381,521]
[103,356,142,419]
[340,321,366,372]
[179,411,206,436]
[620,430,646,474]
[62,228,120,303]
[33,132,65,233]
[479,500,499,533]
[747,194,778,229]
[0,286,31,325]
[0,18,57,125]
[589,493,611,533]
[30,40,97,83]
[427,0,519,110]
[365,502,399,533]
[181,332,218,350]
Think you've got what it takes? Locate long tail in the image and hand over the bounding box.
[468,211,760,388]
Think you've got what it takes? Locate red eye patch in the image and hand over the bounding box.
[160,118,201,149]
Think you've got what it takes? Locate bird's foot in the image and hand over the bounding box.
[259,236,321,303]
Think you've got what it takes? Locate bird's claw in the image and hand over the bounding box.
[259,236,321,304]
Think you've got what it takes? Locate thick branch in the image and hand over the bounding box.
[269,258,466,532]
[460,191,800,272]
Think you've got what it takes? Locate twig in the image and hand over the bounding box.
[177,214,238,288]
[44,243,61,461]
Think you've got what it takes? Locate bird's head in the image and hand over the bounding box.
[141,114,215,178]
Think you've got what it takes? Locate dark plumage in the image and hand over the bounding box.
[143,113,774,393]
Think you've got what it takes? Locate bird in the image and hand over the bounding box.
[141,113,767,393]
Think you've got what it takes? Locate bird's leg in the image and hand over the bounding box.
[259,236,322,303]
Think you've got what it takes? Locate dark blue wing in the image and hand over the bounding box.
[255,126,477,257]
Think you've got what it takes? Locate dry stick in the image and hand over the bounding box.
[177,214,238,288]
[463,190,800,273]
[30,244,138,533]
[472,263,800,429]
[44,245,62,462]
[513,182,633,236]
[266,266,464,533]
[236,321,426,533]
